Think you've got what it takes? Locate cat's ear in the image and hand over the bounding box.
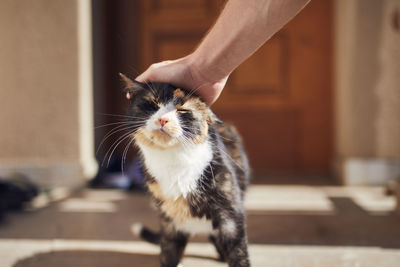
[119,73,144,100]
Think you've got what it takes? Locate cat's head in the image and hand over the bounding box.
[120,73,217,149]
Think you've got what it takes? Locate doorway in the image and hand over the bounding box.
[92,0,333,184]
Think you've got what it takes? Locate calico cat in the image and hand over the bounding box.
[120,73,251,267]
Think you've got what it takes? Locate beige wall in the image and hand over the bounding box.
[0,0,96,188]
[376,0,400,161]
[334,0,383,158]
[335,0,400,184]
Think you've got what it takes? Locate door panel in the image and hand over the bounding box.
[229,34,289,95]
[223,108,302,170]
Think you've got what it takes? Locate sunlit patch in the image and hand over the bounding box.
[28,194,50,210]
[245,185,396,216]
[26,187,71,211]
[57,190,125,213]
[174,217,213,234]
[245,185,335,215]
[82,189,126,202]
[50,187,71,201]
[321,186,396,215]
[58,198,117,213]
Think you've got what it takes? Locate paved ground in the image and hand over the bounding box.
[0,185,399,266]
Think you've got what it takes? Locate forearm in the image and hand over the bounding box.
[189,0,310,82]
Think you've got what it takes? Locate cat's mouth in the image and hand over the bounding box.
[146,128,169,138]
[135,128,179,148]
[157,128,170,136]
[150,128,175,140]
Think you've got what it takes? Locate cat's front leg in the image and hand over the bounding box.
[159,219,189,267]
[215,214,250,267]
[209,233,225,261]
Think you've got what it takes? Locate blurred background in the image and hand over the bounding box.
[94,0,399,187]
[0,0,400,266]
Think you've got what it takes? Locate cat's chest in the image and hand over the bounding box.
[138,141,213,199]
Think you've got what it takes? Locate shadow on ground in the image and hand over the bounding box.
[12,250,221,267]
[13,250,159,267]
[247,197,400,248]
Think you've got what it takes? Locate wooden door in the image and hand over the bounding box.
[137,0,333,177]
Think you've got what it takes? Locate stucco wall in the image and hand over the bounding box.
[376,0,400,161]
[0,0,96,188]
[334,0,383,159]
[335,0,400,184]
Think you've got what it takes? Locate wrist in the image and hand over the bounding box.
[185,51,230,85]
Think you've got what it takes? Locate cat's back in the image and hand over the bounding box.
[214,121,250,192]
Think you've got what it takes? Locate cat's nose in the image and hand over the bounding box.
[158,117,169,127]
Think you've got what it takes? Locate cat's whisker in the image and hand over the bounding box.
[96,125,141,155]
[216,145,244,171]
[208,162,215,181]
[182,121,234,142]
[95,121,144,129]
[179,135,198,154]
[97,112,149,120]
[144,80,158,96]
[177,136,190,151]
[180,132,195,144]
[102,130,136,167]
[97,126,132,155]
[121,136,135,175]
[105,132,136,168]
[185,83,208,100]
[208,131,234,142]
[99,121,144,133]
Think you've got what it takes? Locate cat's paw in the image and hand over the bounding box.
[130,223,143,237]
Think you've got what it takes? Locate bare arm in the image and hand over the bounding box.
[137,0,310,104]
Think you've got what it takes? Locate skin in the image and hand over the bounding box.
[136,0,311,105]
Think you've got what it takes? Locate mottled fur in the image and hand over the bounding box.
[120,74,251,267]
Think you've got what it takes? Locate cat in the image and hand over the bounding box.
[120,73,251,267]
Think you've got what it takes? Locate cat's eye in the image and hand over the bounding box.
[176,107,190,113]
[140,99,159,112]
[151,99,159,106]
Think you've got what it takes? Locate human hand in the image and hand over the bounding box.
[136,55,228,105]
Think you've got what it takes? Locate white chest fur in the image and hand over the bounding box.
[138,140,213,200]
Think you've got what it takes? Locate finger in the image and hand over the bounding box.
[136,61,168,82]
[135,69,150,83]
